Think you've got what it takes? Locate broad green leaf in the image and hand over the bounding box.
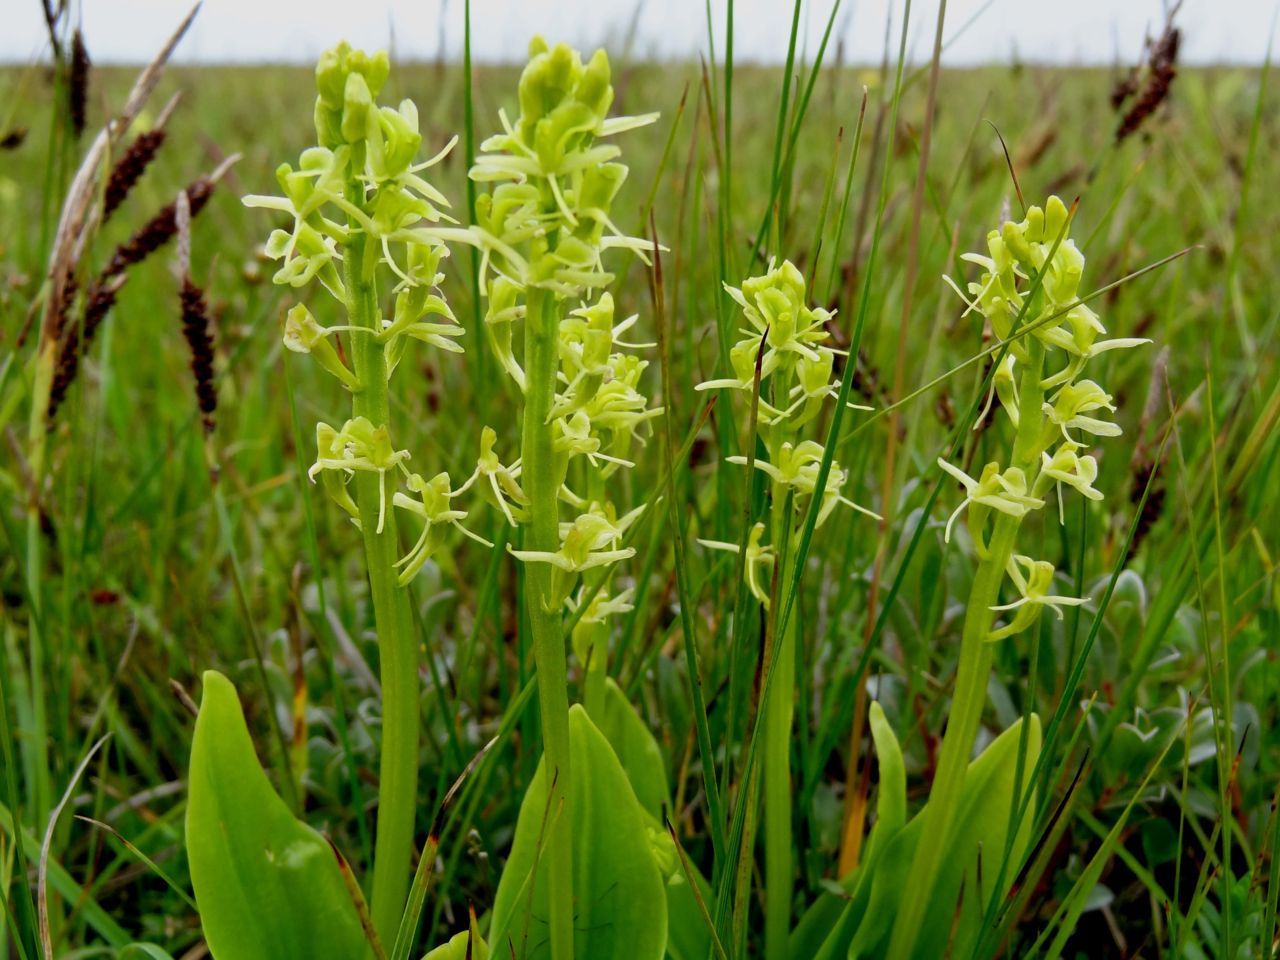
[489,705,667,960]
[936,713,1041,960]
[540,683,701,960]
[186,670,367,960]
[809,714,1041,960]
[598,678,670,819]
[593,679,709,960]
[422,930,489,959]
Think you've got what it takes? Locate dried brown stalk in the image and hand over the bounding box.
[39,4,200,354]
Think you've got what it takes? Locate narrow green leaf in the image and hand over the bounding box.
[862,701,906,867]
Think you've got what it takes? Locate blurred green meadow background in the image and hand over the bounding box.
[1,15,1279,957]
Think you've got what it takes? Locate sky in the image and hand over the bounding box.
[3,0,1276,66]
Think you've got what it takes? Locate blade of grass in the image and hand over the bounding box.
[651,212,726,866]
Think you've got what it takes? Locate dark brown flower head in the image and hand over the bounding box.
[1115,10,1181,144]
[103,176,216,278]
[70,29,90,138]
[47,273,126,421]
[179,276,218,434]
[103,129,168,222]
[176,190,218,435]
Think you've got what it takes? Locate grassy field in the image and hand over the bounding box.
[2,8,1278,959]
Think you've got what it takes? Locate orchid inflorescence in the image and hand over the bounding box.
[695,259,879,607]
[938,195,1148,640]
[245,43,489,584]
[440,37,659,302]
[438,37,662,652]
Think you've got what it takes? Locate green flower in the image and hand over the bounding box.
[697,259,869,431]
[314,43,390,149]
[936,458,1044,549]
[457,426,528,527]
[393,472,492,584]
[725,259,830,379]
[698,522,775,609]
[451,37,656,295]
[508,503,642,608]
[729,441,880,527]
[988,555,1089,641]
[310,422,360,523]
[1044,379,1121,442]
[282,304,359,390]
[309,417,410,534]
[1036,442,1104,521]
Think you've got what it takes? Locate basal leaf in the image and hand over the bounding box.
[598,678,670,819]
[422,930,489,959]
[186,670,367,960]
[489,705,667,960]
[943,713,1041,959]
[809,714,1041,960]
[595,679,711,960]
[802,700,908,960]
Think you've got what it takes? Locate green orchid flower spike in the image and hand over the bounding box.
[443,37,666,960]
[697,257,878,957]
[227,42,487,950]
[887,195,1149,960]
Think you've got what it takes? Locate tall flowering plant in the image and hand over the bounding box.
[886,195,1147,959]
[185,39,675,960]
[696,259,878,958]
[436,37,667,960]
[187,44,487,954]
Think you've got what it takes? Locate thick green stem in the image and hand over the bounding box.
[763,452,797,960]
[521,286,575,960]
[345,236,420,949]
[886,339,1046,960]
